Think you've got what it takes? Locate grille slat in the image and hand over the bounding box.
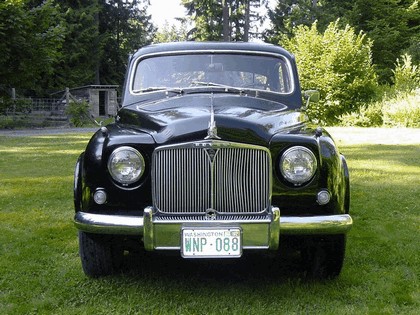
[152,141,271,214]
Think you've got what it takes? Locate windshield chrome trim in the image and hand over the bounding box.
[129,49,295,96]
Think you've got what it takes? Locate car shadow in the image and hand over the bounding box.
[118,245,309,286]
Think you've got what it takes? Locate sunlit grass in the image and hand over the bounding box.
[0,128,419,314]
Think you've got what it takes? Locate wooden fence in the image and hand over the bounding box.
[0,89,70,128]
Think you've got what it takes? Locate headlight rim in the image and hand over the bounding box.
[107,146,145,186]
[279,145,318,186]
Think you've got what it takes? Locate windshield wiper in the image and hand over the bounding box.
[190,81,245,95]
[132,87,184,94]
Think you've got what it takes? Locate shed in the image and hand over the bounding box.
[69,85,119,117]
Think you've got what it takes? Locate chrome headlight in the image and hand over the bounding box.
[108,146,145,185]
[280,146,317,186]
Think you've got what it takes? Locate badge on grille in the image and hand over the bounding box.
[205,208,217,220]
[204,148,218,162]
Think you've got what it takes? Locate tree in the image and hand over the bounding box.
[265,0,317,42]
[181,0,267,41]
[54,0,101,90]
[0,0,65,96]
[267,0,420,83]
[346,0,419,83]
[153,21,189,43]
[98,0,156,86]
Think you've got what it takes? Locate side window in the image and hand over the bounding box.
[277,62,290,93]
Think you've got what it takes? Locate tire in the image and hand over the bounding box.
[301,234,346,279]
[78,231,124,277]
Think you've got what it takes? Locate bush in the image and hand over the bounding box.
[339,102,383,127]
[0,97,32,115]
[393,54,420,93]
[382,89,420,128]
[339,53,419,127]
[282,20,378,125]
[65,101,90,127]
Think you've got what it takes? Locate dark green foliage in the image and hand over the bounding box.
[0,0,65,96]
[0,0,155,96]
[345,0,419,83]
[98,0,156,86]
[265,0,317,41]
[55,1,101,89]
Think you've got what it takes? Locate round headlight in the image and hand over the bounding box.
[108,146,145,185]
[280,146,317,186]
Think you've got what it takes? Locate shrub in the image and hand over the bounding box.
[65,101,90,127]
[282,20,378,125]
[393,54,420,93]
[0,97,32,115]
[339,102,383,127]
[382,89,420,128]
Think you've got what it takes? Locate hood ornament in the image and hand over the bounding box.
[205,94,221,140]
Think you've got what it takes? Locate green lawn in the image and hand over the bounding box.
[0,128,419,314]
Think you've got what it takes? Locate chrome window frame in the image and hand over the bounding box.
[129,49,296,96]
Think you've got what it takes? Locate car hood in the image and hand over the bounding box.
[117,94,307,145]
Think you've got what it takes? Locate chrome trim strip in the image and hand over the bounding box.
[269,207,280,250]
[280,214,353,235]
[143,207,154,251]
[129,49,295,96]
[74,212,143,235]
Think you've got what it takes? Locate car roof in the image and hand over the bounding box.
[132,41,295,60]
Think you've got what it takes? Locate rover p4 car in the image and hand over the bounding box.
[73,41,352,278]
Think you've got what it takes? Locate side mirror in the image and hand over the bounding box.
[304,90,320,102]
[302,90,320,110]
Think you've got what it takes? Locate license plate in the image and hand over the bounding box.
[181,227,242,258]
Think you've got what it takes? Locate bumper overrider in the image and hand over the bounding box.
[74,207,353,252]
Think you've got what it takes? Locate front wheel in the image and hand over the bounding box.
[78,231,124,277]
[301,234,347,279]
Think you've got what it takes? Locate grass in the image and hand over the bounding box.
[0,128,419,314]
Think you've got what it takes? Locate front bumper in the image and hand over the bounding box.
[74,207,353,252]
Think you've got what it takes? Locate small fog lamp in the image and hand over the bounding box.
[94,189,107,205]
[317,190,331,205]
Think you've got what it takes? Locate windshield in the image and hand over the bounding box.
[131,53,293,94]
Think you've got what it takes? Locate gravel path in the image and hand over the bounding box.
[0,127,99,137]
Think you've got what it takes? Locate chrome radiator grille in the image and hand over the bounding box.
[152,141,271,214]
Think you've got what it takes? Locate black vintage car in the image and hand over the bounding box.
[74,41,352,278]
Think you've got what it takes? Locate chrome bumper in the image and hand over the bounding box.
[74,208,353,251]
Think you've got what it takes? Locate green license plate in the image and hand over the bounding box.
[181,227,242,258]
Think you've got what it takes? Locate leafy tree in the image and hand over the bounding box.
[267,0,420,83]
[282,20,378,125]
[0,0,65,96]
[1,0,156,96]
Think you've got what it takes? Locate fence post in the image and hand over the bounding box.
[65,87,70,107]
